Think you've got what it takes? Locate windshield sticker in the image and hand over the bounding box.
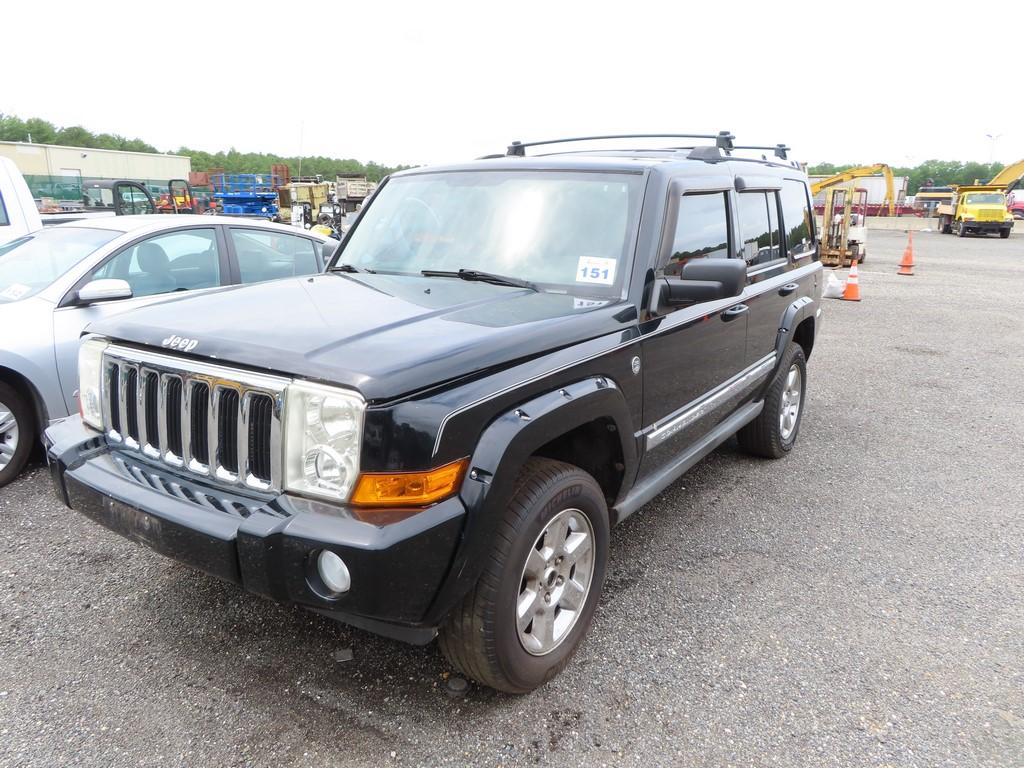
[0,283,31,301]
[576,256,616,286]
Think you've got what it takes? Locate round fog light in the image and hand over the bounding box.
[317,550,351,595]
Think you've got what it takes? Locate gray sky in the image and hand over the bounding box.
[6,1,1023,168]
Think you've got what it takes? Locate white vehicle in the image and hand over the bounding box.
[0,157,42,245]
[0,215,333,485]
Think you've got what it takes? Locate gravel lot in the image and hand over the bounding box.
[2,229,1023,767]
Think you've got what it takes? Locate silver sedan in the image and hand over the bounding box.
[0,215,333,485]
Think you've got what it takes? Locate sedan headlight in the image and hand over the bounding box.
[78,337,109,430]
[283,381,365,502]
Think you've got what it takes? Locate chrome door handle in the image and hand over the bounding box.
[722,304,749,321]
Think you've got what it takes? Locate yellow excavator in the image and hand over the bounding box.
[810,164,897,216]
[986,159,1024,190]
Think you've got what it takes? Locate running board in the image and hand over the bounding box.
[611,400,763,525]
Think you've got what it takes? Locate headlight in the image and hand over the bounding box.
[78,337,109,430]
[283,381,365,502]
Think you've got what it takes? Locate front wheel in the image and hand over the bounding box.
[0,382,34,488]
[737,344,807,459]
[957,221,969,237]
[1000,228,1011,239]
[439,458,609,693]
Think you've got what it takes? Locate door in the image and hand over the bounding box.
[736,188,789,365]
[637,189,748,481]
[52,227,229,412]
[740,180,817,365]
[112,181,156,216]
[225,226,324,283]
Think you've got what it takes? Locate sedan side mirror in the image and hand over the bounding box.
[661,258,746,307]
[78,278,133,304]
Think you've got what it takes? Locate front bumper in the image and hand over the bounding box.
[45,416,465,644]
[961,219,1012,232]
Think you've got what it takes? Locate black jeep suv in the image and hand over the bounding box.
[47,133,822,693]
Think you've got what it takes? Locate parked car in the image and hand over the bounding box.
[46,134,822,692]
[0,157,43,246]
[0,215,332,486]
[1008,189,1024,220]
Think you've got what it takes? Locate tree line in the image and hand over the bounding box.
[0,113,410,182]
[807,160,1008,195]
[0,114,1010,191]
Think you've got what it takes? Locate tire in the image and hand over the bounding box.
[0,382,35,488]
[1000,228,1011,239]
[737,344,807,459]
[957,221,969,237]
[439,457,609,693]
[940,216,952,234]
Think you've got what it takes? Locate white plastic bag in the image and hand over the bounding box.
[822,270,845,299]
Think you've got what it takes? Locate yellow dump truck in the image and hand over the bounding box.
[936,185,1014,238]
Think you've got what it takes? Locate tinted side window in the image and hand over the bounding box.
[229,229,320,284]
[663,192,730,277]
[780,179,814,258]
[738,192,782,267]
[0,192,9,227]
[92,228,221,298]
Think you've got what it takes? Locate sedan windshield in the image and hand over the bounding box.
[336,171,643,293]
[0,227,120,303]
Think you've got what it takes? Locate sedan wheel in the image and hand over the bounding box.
[0,399,19,472]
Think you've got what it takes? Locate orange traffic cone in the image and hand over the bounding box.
[842,260,862,302]
[897,232,915,276]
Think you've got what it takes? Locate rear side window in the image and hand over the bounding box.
[780,180,814,258]
[229,229,320,284]
[663,192,730,277]
[0,192,8,227]
[737,191,782,267]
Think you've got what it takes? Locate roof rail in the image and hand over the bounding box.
[505,132,736,157]
[732,144,791,160]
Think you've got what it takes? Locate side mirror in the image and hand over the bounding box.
[662,258,746,307]
[78,279,133,304]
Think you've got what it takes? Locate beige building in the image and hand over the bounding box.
[0,141,190,182]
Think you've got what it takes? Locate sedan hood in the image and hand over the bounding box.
[88,273,634,401]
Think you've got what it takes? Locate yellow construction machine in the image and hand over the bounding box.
[811,164,897,216]
[819,186,868,266]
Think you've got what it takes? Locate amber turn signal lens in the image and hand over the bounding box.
[350,458,469,508]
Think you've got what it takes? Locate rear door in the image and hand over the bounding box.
[738,177,817,366]
[636,184,748,483]
[224,226,325,284]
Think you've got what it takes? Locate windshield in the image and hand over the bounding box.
[336,171,644,293]
[964,193,1005,205]
[0,227,120,303]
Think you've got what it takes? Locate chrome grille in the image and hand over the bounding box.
[101,345,288,492]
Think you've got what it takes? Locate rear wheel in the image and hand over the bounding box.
[0,382,34,488]
[940,215,952,234]
[439,458,609,693]
[738,344,807,459]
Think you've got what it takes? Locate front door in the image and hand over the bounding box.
[52,227,228,412]
[637,189,748,483]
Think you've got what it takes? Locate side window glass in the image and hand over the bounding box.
[91,229,221,298]
[738,191,781,267]
[229,229,321,284]
[780,179,815,258]
[662,192,730,277]
[0,192,9,227]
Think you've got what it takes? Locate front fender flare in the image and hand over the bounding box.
[422,376,636,626]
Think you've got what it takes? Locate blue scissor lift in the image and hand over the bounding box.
[210,173,280,219]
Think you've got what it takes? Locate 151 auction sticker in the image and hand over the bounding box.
[575,256,616,285]
[0,283,31,301]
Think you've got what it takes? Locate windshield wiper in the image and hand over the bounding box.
[420,269,537,291]
[331,263,374,273]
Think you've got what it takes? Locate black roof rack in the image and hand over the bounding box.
[732,144,791,160]
[505,132,736,157]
